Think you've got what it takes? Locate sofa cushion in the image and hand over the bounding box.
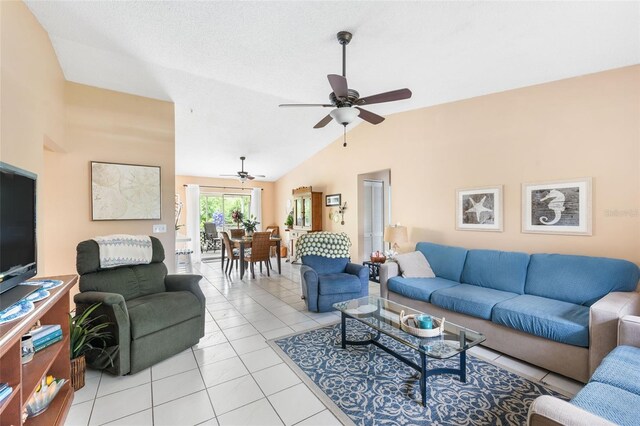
[460,249,530,294]
[430,284,518,320]
[395,251,435,278]
[591,346,640,394]
[571,382,640,426]
[525,254,640,306]
[318,273,361,295]
[415,242,468,282]
[127,291,202,339]
[492,295,589,347]
[302,255,349,274]
[387,277,459,303]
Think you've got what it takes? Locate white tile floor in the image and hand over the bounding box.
[65,260,583,425]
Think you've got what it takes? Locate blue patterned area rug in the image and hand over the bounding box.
[272,321,566,426]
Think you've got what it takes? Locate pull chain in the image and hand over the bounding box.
[343,125,347,147]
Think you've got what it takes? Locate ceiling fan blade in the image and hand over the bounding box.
[247,176,255,180]
[313,114,333,129]
[327,74,348,99]
[220,174,239,177]
[279,103,333,107]
[355,107,385,125]
[252,174,266,178]
[358,88,412,106]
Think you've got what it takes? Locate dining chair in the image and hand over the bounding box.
[229,229,245,238]
[265,226,280,259]
[244,231,271,279]
[221,231,240,274]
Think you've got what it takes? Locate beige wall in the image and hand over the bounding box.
[175,176,276,235]
[1,0,67,273]
[274,66,640,264]
[1,1,177,284]
[42,82,175,277]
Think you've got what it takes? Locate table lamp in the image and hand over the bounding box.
[384,225,408,253]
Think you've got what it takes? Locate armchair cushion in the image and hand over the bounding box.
[126,291,201,339]
[590,345,640,395]
[571,382,640,426]
[318,273,362,295]
[78,263,168,301]
[387,277,459,303]
[301,255,348,274]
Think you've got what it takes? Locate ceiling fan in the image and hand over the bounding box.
[220,156,265,183]
[279,31,412,146]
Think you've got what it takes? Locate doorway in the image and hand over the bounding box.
[357,170,391,262]
[199,192,251,261]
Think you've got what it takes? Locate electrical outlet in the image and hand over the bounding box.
[152,224,167,233]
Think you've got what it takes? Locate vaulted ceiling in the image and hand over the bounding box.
[26,1,640,181]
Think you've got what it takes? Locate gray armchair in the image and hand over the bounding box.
[75,236,205,376]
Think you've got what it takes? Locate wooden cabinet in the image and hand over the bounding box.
[0,275,77,426]
[292,187,322,232]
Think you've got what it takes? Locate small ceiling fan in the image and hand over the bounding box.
[220,156,265,183]
[279,31,412,145]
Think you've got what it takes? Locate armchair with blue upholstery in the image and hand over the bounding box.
[298,232,369,312]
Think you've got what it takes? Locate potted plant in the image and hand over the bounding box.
[284,211,294,229]
[69,303,112,391]
[231,209,244,228]
[243,216,260,237]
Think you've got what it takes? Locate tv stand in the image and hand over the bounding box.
[0,275,76,425]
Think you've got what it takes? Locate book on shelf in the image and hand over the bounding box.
[29,324,61,341]
[34,334,63,352]
[33,329,63,348]
[0,385,13,403]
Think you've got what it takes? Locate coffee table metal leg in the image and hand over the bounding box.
[341,312,346,349]
[420,352,427,406]
[460,351,467,383]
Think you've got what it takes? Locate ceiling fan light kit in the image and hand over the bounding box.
[279,31,412,147]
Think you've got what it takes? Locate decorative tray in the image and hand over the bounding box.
[399,310,444,338]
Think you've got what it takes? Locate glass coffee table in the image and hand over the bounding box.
[333,296,486,405]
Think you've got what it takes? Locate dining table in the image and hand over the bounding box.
[221,236,282,280]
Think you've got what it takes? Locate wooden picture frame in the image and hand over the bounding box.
[91,161,161,220]
[522,177,592,235]
[325,194,341,207]
[456,185,503,232]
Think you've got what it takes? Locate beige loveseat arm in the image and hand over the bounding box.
[589,291,640,376]
[528,395,616,426]
[618,315,640,347]
[379,262,399,299]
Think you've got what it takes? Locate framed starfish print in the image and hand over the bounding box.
[522,177,592,235]
[456,186,503,231]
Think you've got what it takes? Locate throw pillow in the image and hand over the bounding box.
[395,251,435,278]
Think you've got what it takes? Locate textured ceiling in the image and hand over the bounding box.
[26,1,640,181]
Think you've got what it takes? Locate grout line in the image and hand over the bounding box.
[86,370,103,425]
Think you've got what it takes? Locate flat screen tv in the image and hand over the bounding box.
[0,161,37,295]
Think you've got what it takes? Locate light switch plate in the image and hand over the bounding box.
[152,224,167,233]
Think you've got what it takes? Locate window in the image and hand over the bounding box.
[199,193,251,231]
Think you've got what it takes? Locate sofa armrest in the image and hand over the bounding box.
[379,262,399,299]
[619,315,640,347]
[165,274,205,310]
[589,291,640,375]
[73,291,131,375]
[528,395,616,426]
[300,265,319,312]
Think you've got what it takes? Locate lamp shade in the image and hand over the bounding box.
[330,107,360,125]
[384,225,408,244]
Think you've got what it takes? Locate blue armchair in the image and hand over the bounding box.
[300,255,369,312]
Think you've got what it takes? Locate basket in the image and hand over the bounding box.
[399,310,444,338]
[70,354,86,391]
[370,255,386,263]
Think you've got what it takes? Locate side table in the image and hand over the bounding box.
[362,261,384,283]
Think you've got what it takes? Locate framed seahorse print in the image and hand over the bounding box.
[522,177,592,235]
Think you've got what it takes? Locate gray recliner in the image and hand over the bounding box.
[75,236,205,376]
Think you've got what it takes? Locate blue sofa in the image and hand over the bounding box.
[380,242,640,382]
[300,255,369,312]
[529,315,640,426]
